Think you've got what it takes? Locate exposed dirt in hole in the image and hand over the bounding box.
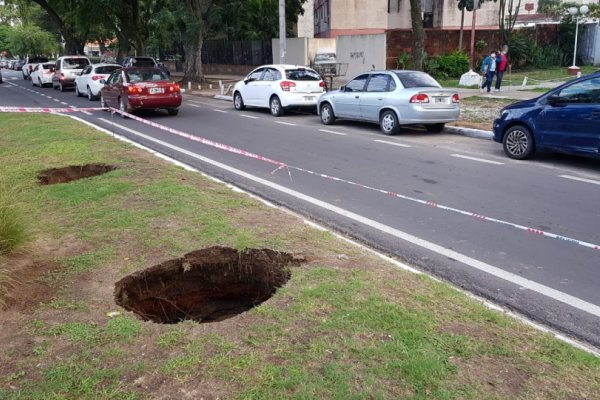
[38,164,116,185]
[114,246,303,324]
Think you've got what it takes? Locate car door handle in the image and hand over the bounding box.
[355,96,360,99]
[592,112,600,117]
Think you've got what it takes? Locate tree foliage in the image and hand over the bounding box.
[499,0,521,45]
[6,24,59,55]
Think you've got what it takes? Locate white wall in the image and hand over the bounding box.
[272,38,337,65]
[336,34,386,79]
[297,0,315,38]
[580,22,600,66]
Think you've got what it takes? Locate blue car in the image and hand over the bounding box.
[493,71,600,160]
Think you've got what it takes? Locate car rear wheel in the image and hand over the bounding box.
[38,78,43,87]
[503,125,536,160]
[31,78,35,86]
[425,123,445,133]
[87,87,95,101]
[167,108,179,116]
[320,103,335,125]
[270,96,284,117]
[119,98,129,118]
[380,110,399,135]
[233,92,245,111]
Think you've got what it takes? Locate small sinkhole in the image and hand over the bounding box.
[38,164,116,185]
[114,246,300,324]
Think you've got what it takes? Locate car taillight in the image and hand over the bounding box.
[452,93,460,103]
[91,75,103,81]
[60,73,65,80]
[280,81,296,91]
[127,85,142,94]
[169,84,180,92]
[409,93,429,103]
[319,81,326,88]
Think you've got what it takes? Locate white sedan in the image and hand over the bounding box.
[30,62,56,87]
[75,63,122,100]
[232,64,325,116]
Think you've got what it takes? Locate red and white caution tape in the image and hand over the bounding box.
[3,106,598,252]
[0,106,105,113]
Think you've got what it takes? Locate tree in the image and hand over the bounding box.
[409,0,424,71]
[181,0,213,83]
[499,0,521,44]
[457,0,496,51]
[6,24,58,55]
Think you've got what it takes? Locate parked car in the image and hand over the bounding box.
[313,52,338,76]
[30,62,56,87]
[317,70,460,135]
[0,59,7,68]
[99,67,182,116]
[22,56,49,79]
[122,56,157,68]
[75,63,122,100]
[52,56,91,91]
[13,60,25,71]
[493,71,600,160]
[233,64,326,116]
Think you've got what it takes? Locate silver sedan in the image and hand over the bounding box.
[317,70,460,135]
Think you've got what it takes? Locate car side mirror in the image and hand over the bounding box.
[547,94,563,106]
[340,85,346,92]
[99,79,106,84]
[244,78,254,85]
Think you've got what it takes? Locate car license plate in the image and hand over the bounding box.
[304,96,315,101]
[435,97,447,103]
[149,87,163,94]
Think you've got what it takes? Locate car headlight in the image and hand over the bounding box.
[496,108,509,120]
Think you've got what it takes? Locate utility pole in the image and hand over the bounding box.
[279,0,286,64]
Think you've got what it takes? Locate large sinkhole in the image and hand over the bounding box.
[38,164,116,185]
[114,246,300,324]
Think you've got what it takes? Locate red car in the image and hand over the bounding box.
[99,67,182,116]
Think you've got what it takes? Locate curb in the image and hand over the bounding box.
[214,94,233,102]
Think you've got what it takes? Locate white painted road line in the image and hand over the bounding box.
[559,175,600,186]
[374,139,412,148]
[451,154,504,165]
[53,99,60,102]
[61,102,68,105]
[95,117,600,319]
[275,121,297,126]
[188,104,202,108]
[213,109,228,113]
[319,129,347,136]
[81,111,93,116]
[240,114,259,119]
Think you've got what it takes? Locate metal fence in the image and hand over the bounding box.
[202,40,273,66]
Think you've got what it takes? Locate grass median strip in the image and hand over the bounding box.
[0,113,598,399]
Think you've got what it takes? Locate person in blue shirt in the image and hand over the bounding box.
[480,51,497,93]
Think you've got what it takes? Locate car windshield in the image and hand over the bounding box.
[126,69,167,82]
[315,54,336,63]
[285,68,320,81]
[395,72,441,88]
[132,58,156,67]
[63,58,89,69]
[96,66,121,74]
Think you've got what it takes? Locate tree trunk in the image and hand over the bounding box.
[182,0,213,83]
[30,0,84,54]
[459,8,465,50]
[409,0,425,71]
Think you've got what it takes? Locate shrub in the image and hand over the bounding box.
[423,52,446,79]
[436,50,470,78]
[396,51,412,70]
[0,183,27,255]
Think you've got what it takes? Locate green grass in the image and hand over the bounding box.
[1,113,599,399]
[0,182,28,256]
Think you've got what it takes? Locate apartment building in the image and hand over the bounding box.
[312,0,540,38]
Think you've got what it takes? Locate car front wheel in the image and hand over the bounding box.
[380,110,399,135]
[270,96,284,117]
[233,92,245,111]
[503,125,536,160]
[320,103,335,125]
[87,87,95,101]
[75,85,81,97]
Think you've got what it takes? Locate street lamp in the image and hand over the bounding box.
[567,2,589,76]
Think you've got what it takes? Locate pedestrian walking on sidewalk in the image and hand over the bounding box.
[494,46,509,92]
[480,51,497,93]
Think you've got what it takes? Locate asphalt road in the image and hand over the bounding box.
[2,69,599,349]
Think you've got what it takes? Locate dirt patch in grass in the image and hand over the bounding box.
[38,164,116,185]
